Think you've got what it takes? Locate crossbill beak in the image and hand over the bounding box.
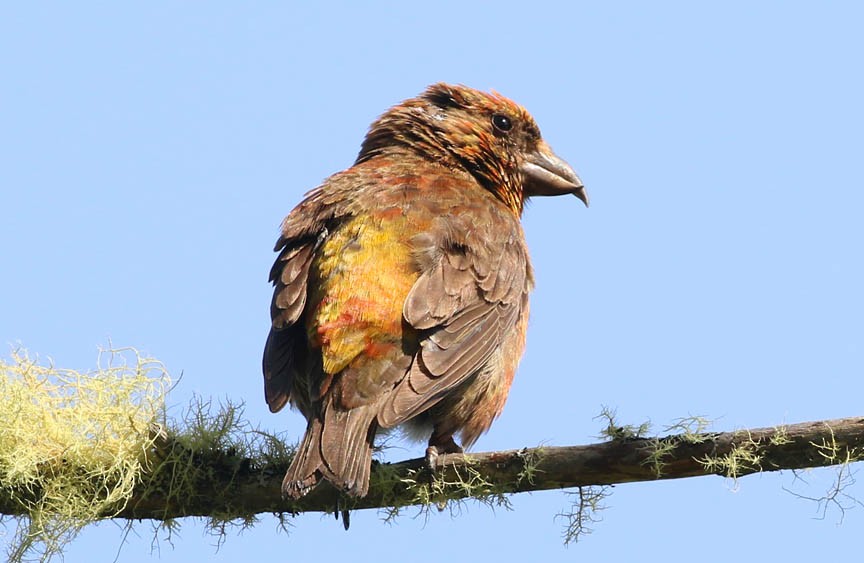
[522,140,589,207]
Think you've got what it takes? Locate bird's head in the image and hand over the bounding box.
[357,83,587,215]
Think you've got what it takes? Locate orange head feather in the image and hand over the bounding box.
[357,83,586,215]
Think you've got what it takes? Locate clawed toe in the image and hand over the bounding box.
[425,435,463,471]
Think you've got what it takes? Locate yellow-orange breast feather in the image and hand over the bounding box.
[307,210,417,378]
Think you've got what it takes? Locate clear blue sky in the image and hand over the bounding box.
[3,2,863,561]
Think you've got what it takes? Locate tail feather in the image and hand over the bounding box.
[282,418,325,499]
[282,399,378,499]
[321,403,377,497]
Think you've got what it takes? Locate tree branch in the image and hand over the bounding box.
[7,415,861,521]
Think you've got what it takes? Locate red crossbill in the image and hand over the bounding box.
[263,83,587,499]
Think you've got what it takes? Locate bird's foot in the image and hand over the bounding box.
[424,435,463,511]
[425,435,463,471]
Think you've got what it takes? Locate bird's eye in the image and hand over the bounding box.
[491,113,513,133]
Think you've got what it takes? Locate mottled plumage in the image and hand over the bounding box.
[263,83,587,499]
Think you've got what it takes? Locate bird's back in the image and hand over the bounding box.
[280,154,526,408]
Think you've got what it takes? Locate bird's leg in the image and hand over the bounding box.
[425,431,463,471]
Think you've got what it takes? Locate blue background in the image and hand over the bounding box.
[2,2,862,561]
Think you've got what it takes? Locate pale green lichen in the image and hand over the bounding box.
[0,347,169,563]
[596,406,651,441]
[663,415,714,444]
[769,424,792,447]
[641,415,715,477]
[396,458,512,521]
[378,446,543,523]
[641,437,678,477]
[515,446,544,486]
[0,348,295,561]
[698,431,763,483]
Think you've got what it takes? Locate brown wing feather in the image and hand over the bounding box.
[262,325,303,413]
[263,240,317,414]
[262,177,355,414]
[270,243,315,326]
[379,212,531,428]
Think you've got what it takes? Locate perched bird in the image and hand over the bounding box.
[263,83,587,499]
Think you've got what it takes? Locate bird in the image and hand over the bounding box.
[263,83,587,500]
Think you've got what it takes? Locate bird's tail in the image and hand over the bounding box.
[282,400,378,499]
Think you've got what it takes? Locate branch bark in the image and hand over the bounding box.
[3,416,864,521]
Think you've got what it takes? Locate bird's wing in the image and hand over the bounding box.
[379,210,532,427]
[262,177,353,414]
[262,238,318,413]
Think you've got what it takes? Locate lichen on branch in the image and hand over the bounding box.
[0,347,169,562]
[2,349,864,561]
